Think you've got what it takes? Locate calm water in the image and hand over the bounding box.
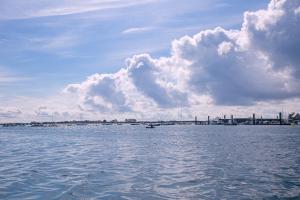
[0,125,300,199]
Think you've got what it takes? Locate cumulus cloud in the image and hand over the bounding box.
[65,0,300,113]
[126,54,189,108]
[242,0,300,78]
[65,70,132,112]
[172,26,300,105]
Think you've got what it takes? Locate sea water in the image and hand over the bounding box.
[0,125,299,199]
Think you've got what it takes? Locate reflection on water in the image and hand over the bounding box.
[0,125,300,199]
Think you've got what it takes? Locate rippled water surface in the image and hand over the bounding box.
[0,125,300,199]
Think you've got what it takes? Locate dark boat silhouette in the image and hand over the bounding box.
[146,124,155,128]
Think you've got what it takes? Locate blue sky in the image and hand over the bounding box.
[0,0,268,98]
[2,0,300,122]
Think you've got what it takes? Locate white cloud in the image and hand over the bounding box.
[2,0,299,122]
[217,41,233,56]
[122,27,154,34]
[0,107,22,119]
[0,94,86,122]
[295,6,300,15]
[126,54,189,107]
[242,0,300,78]
[0,0,157,20]
[28,34,78,51]
[64,0,300,115]
[64,70,132,112]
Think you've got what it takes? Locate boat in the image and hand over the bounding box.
[146,124,155,129]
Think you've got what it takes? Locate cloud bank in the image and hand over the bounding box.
[65,0,300,114]
[0,108,22,119]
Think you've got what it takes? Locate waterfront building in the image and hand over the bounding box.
[125,119,137,123]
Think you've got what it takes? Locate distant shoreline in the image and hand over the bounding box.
[0,119,298,127]
[2,111,300,127]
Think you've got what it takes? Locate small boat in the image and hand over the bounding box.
[146,124,155,129]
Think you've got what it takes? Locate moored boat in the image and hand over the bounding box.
[146,124,155,128]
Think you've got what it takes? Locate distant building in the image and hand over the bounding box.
[125,119,137,123]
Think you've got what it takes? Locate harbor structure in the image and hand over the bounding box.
[279,112,282,125]
[288,113,300,124]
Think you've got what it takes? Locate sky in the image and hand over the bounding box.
[0,0,299,122]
